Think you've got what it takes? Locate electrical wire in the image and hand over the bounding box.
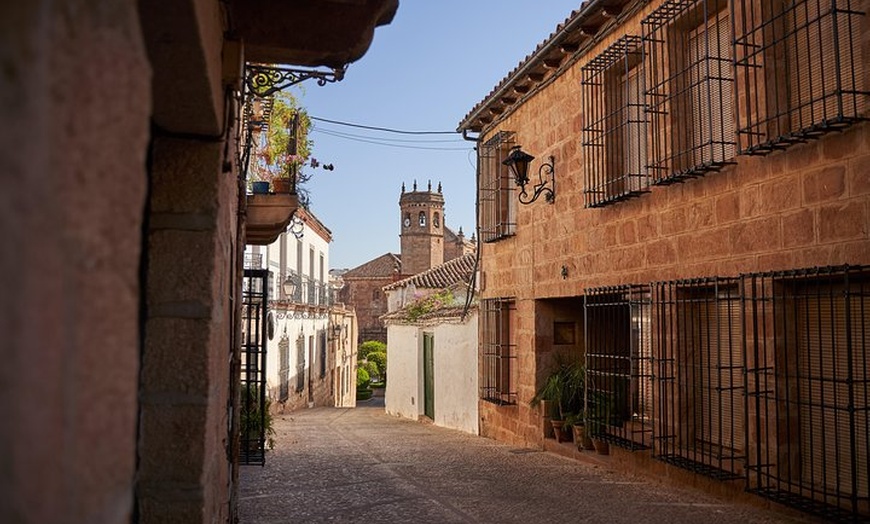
[312,128,472,151]
[311,126,466,144]
[309,115,458,135]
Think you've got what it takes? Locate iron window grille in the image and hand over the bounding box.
[743,265,869,521]
[643,0,737,184]
[732,0,868,154]
[651,277,744,480]
[481,298,518,405]
[240,269,269,465]
[295,335,305,393]
[582,35,650,208]
[278,335,290,402]
[478,131,517,242]
[319,330,327,379]
[584,285,653,450]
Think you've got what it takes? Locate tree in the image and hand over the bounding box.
[358,340,386,360]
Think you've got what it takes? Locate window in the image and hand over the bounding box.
[319,330,327,379]
[652,278,743,480]
[295,335,305,393]
[582,36,649,208]
[481,298,516,405]
[433,212,440,228]
[733,0,867,154]
[744,265,869,520]
[478,131,517,242]
[643,0,737,184]
[278,335,290,402]
[418,211,427,227]
[584,285,653,450]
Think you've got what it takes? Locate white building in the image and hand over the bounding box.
[382,253,479,434]
[246,208,357,411]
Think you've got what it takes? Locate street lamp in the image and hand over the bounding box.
[282,275,297,298]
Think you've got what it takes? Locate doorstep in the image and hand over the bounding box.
[542,438,612,469]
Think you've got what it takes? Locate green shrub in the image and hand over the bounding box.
[356,388,373,401]
[361,360,379,379]
[367,351,387,378]
[358,340,386,359]
[357,367,371,390]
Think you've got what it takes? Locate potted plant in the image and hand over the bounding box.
[239,384,276,451]
[564,411,593,451]
[531,357,584,443]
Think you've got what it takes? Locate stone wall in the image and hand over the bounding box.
[0,2,150,522]
[476,0,870,449]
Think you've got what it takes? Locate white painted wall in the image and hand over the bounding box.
[433,315,479,435]
[384,312,479,435]
[385,324,421,420]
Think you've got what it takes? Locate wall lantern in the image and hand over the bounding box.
[502,145,555,204]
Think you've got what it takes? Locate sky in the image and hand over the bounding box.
[292,1,582,270]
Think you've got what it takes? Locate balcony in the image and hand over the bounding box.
[245,193,299,245]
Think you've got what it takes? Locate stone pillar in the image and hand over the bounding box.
[0,2,150,523]
[138,136,238,523]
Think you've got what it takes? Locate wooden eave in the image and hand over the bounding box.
[457,0,639,135]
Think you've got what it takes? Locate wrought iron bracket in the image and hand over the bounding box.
[244,63,346,99]
[518,156,556,205]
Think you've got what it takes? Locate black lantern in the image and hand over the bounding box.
[503,146,535,187]
[502,145,555,205]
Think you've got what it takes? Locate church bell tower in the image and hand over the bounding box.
[399,180,444,276]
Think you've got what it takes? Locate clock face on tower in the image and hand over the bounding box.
[403,216,410,228]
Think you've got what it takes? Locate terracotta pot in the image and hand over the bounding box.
[592,438,610,455]
[572,425,594,451]
[272,178,293,193]
[551,420,569,443]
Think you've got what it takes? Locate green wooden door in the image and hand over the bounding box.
[423,333,435,419]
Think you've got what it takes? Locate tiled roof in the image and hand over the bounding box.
[381,304,477,323]
[343,253,401,278]
[457,0,627,133]
[383,253,476,291]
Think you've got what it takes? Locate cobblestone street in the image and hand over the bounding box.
[238,399,818,524]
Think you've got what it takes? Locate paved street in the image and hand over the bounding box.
[239,399,816,524]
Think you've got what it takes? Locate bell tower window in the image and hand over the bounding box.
[418,211,426,227]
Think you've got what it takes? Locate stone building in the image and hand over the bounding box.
[341,182,474,343]
[458,0,869,521]
[2,2,396,523]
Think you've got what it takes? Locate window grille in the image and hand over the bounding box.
[733,0,867,154]
[743,265,870,521]
[477,131,517,242]
[319,330,327,379]
[582,36,650,208]
[584,285,653,450]
[652,277,744,480]
[278,335,290,402]
[240,269,269,465]
[478,131,517,242]
[481,298,517,405]
[295,335,305,393]
[643,0,737,184]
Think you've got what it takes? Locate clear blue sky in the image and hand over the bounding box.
[295,1,582,270]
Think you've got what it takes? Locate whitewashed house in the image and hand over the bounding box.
[382,253,479,434]
[246,208,357,412]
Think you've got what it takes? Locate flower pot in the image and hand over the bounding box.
[272,178,293,194]
[592,438,610,455]
[572,424,594,451]
[551,420,569,443]
[252,181,270,194]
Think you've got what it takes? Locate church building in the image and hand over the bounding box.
[339,181,474,343]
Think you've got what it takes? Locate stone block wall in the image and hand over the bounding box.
[476,0,870,449]
[0,2,150,522]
